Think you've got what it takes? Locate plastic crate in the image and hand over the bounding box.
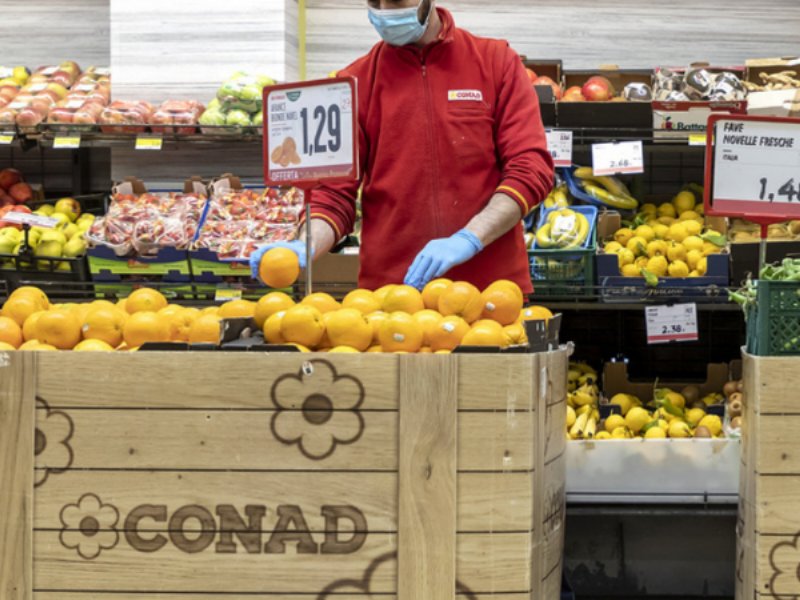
[746,280,800,356]
[529,227,596,297]
[0,252,93,300]
[534,204,598,250]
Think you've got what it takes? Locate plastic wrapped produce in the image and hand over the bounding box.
[99,100,154,134]
[151,100,205,135]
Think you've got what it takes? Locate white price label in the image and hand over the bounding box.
[53,135,81,149]
[552,214,576,238]
[135,135,163,151]
[0,134,14,145]
[65,98,86,110]
[1,213,58,228]
[645,303,699,344]
[546,130,573,167]
[74,83,96,93]
[711,118,800,218]
[591,141,645,176]
[265,78,357,185]
[215,288,243,302]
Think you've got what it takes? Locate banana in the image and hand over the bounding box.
[562,213,589,249]
[552,188,570,208]
[576,404,593,416]
[584,417,597,439]
[571,362,598,377]
[583,183,638,211]
[570,412,589,439]
[578,373,597,387]
[536,223,555,248]
[573,387,596,407]
[574,167,636,199]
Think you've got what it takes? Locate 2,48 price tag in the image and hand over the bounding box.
[546,130,573,167]
[264,77,358,187]
[591,141,645,176]
[645,303,699,344]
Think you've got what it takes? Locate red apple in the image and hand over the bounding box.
[562,90,586,102]
[533,76,563,101]
[9,182,33,204]
[526,68,538,83]
[0,168,22,191]
[582,76,614,101]
[0,190,14,207]
[0,204,32,229]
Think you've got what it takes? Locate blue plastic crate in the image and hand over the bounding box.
[534,205,598,251]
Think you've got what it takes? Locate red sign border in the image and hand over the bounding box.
[704,113,800,224]
[262,77,359,188]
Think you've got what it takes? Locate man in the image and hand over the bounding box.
[251,0,554,293]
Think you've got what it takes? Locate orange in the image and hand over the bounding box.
[281,305,326,348]
[22,310,45,341]
[378,312,423,353]
[373,284,397,308]
[486,279,524,303]
[434,349,452,354]
[480,285,523,326]
[218,299,256,319]
[382,285,425,314]
[301,292,340,314]
[188,314,222,344]
[343,289,381,315]
[329,346,360,353]
[9,286,50,310]
[166,308,197,342]
[367,345,383,353]
[462,319,507,348]
[418,347,433,354]
[36,311,82,350]
[201,306,219,316]
[2,295,41,327]
[158,304,184,319]
[123,311,171,348]
[73,339,114,352]
[421,278,453,310]
[69,303,94,325]
[259,247,300,288]
[413,309,443,347]
[263,310,288,344]
[438,281,483,323]
[90,299,117,311]
[125,288,168,314]
[518,305,554,322]
[428,315,470,351]
[81,306,126,347]
[254,292,294,328]
[19,340,57,351]
[504,322,528,346]
[0,316,23,348]
[0,341,16,351]
[325,308,373,352]
[365,311,388,344]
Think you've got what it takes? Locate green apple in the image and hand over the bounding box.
[63,223,79,240]
[77,213,95,226]
[26,228,42,248]
[0,227,21,244]
[34,204,55,217]
[49,212,70,230]
[54,198,81,222]
[0,234,16,255]
[62,236,87,258]
[225,109,251,127]
[40,229,67,246]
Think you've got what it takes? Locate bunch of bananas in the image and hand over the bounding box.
[566,362,600,440]
[536,208,590,250]
[543,184,570,209]
[573,167,638,211]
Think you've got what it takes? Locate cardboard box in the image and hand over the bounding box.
[746,89,800,117]
[603,360,730,401]
[298,252,360,299]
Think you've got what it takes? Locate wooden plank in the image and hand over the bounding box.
[457,354,536,411]
[37,354,528,411]
[754,415,800,474]
[36,409,533,472]
[398,355,457,600]
[747,355,800,415]
[756,476,800,535]
[33,471,532,533]
[34,594,532,599]
[757,533,800,597]
[33,531,531,594]
[0,351,35,600]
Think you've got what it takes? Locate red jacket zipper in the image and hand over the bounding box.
[421,62,442,237]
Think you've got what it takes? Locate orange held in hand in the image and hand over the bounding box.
[259,247,300,289]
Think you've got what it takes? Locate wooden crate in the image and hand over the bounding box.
[0,349,568,599]
[738,352,800,600]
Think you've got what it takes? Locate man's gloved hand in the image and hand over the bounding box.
[249,240,309,282]
[404,229,483,289]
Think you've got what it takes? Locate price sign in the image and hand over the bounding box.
[215,288,243,303]
[1,212,58,228]
[135,135,163,151]
[53,135,80,149]
[705,114,800,220]
[0,133,14,145]
[688,133,707,146]
[263,77,358,187]
[645,303,699,344]
[591,141,645,176]
[546,130,573,167]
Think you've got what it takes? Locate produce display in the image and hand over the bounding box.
[600,186,726,280]
[569,167,639,211]
[199,72,275,132]
[151,100,205,135]
[99,100,154,134]
[534,207,592,249]
[728,219,800,242]
[0,65,30,110]
[0,168,33,206]
[0,61,83,127]
[47,68,111,125]
[565,76,652,103]
[743,69,800,92]
[654,66,746,101]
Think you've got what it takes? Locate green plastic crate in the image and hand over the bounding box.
[529,229,596,297]
[746,280,800,356]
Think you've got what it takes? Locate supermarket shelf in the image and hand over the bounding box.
[544,300,742,312]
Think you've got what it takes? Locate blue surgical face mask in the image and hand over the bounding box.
[368,0,431,46]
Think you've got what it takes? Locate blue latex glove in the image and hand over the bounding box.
[404,229,483,289]
[249,240,308,282]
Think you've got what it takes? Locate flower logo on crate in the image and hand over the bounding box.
[543,483,566,540]
[317,552,478,599]
[59,493,120,560]
[34,397,74,488]
[270,359,365,460]
[768,532,800,600]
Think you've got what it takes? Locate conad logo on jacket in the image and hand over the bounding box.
[448,89,483,102]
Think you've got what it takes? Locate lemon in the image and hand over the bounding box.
[645,426,667,439]
[683,220,703,236]
[611,426,632,439]
[610,393,633,416]
[667,242,687,263]
[703,242,722,256]
[665,391,686,410]
[668,260,690,277]
[667,222,689,243]
[605,413,626,433]
[595,431,612,440]
[658,216,676,226]
[658,419,669,431]
[653,223,670,240]
[686,407,706,427]
[686,249,704,271]
[625,406,651,434]
[634,225,656,243]
[646,240,668,258]
[567,405,576,428]
[604,241,623,254]
[698,414,723,436]
[683,236,704,253]
[689,270,701,277]
[617,248,635,268]
[697,256,708,276]
[668,420,692,438]
[621,264,641,277]
[614,228,635,246]
[658,203,677,218]
[679,210,703,223]
[635,256,649,269]
[626,236,649,257]
[646,255,668,277]
[640,203,658,216]
[673,190,696,214]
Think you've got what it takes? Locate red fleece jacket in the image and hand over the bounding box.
[307,8,554,293]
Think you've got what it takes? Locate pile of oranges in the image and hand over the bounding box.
[0,280,553,353]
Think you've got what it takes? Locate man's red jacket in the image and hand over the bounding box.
[308,8,554,293]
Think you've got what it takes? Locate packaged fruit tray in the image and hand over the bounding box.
[533,205,597,251]
[745,280,800,356]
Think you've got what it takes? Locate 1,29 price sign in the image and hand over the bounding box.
[264,77,358,187]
